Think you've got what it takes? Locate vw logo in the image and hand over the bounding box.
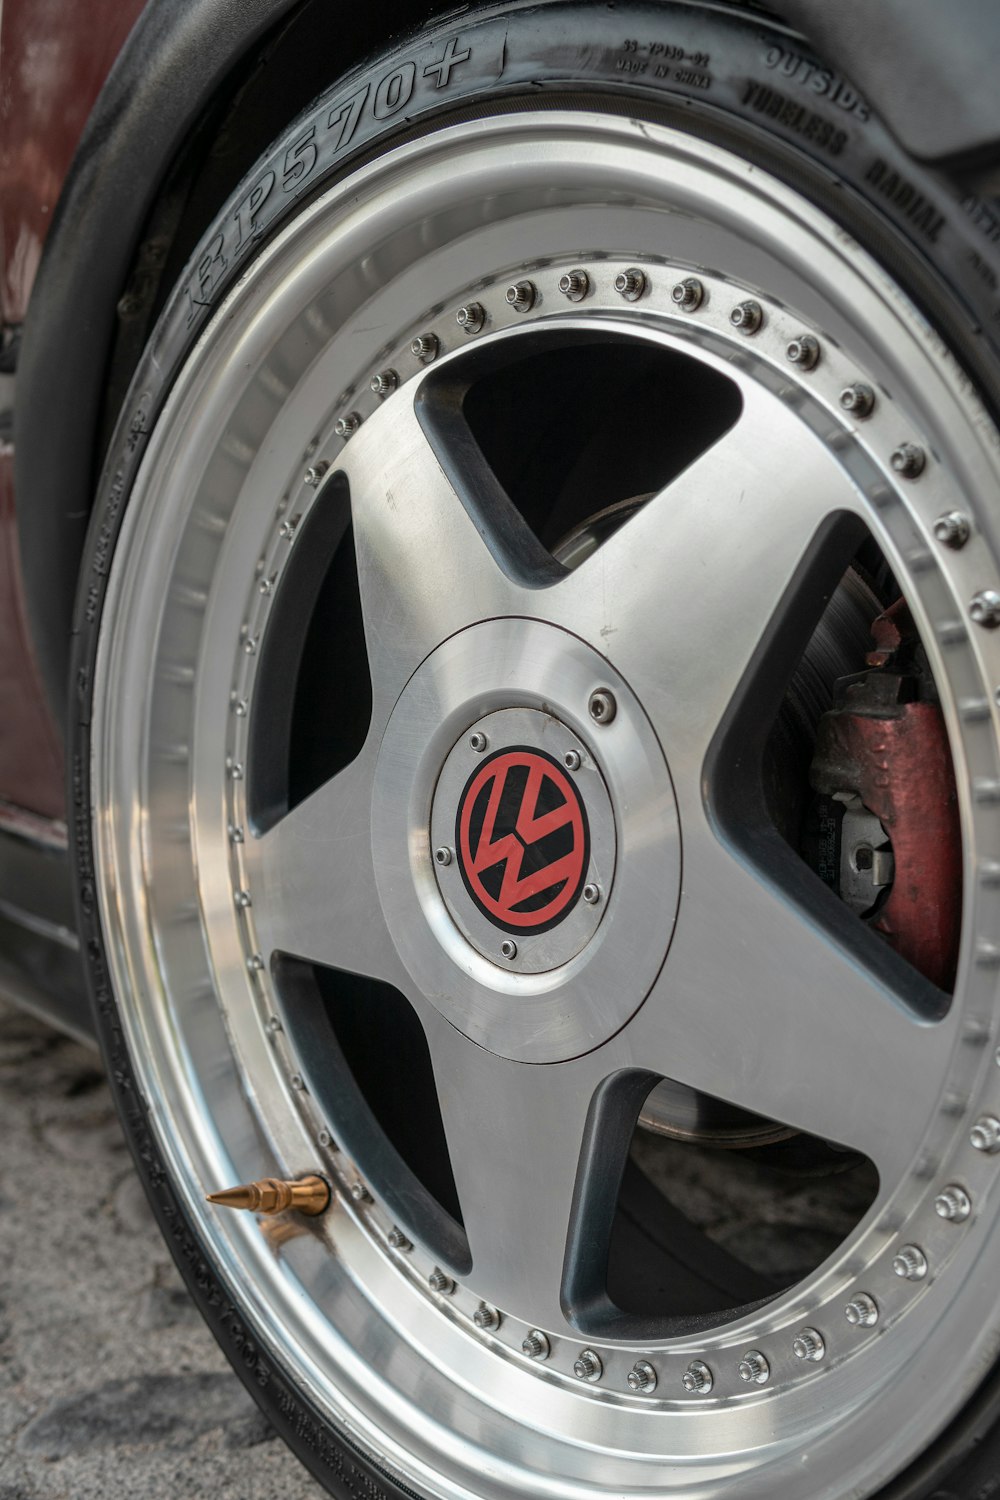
[455,747,589,933]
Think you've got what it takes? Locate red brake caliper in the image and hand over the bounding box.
[808,599,961,991]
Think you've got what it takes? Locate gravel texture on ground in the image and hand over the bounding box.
[0,997,325,1500]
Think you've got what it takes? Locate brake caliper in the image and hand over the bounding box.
[805,599,961,990]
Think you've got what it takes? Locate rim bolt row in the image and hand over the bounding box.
[615,267,647,302]
[840,381,875,418]
[730,299,763,335]
[933,510,970,549]
[892,1244,929,1281]
[506,280,536,313]
[522,1330,550,1360]
[474,1302,501,1331]
[457,302,487,334]
[335,411,361,439]
[738,1350,770,1385]
[559,269,590,301]
[971,1114,1000,1151]
[845,1293,879,1327]
[890,442,925,479]
[970,591,1000,630]
[304,460,328,487]
[410,332,439,362]
[388,1226,412,1251]
[786,333,820,370]
[370,368,398,397]
[792,1328,825,1362]
[428,1267,455,1294]
[934,1184,972,1222]
[682,1360,714,1394]
[573,1348,603,1382]
[671,276,704,311]
[627,1360,657,1393]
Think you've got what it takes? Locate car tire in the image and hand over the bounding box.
[71,4,1000,1497]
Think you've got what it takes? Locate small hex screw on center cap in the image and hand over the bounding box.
[589,689,616,724]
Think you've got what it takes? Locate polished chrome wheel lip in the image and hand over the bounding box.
[91,109,1000,1500]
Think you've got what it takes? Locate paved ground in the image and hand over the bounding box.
[0,998,325,1500]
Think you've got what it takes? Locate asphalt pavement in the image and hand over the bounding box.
[0,997,325,1500]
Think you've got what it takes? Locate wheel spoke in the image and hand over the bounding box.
[626,826,952,1181]
[336,379,527,715]
[424,1015,617,1328]
[246,749,404,985]
[547,382,866,770]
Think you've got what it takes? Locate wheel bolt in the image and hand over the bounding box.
[792,1328,825,1362]
[737,1350,769,1385]
[564,749,582,771]
[582,883,601,905]
[428,1268,455,1294]
[627,1360,657,1393]
[410,332,439,362]
[505,280,537,313]
[671,276,704,311]
[349,1181,370,1202]
[786,333,820,369]
[370,368,398,397]
[890,442,925,479]
[970,591,1000,629]
[971,1114,1000,1152]
[456,302,486,334]
[839,382,875,418]
[934,1185,972,1222]
[388,1227,412,1251]
[247,955,265,972]
[588,689,617,724]
[682,1360,713,1394]
[500,939,517,961]
[615,267,646,302]
[933,511,970,549]
[473,1302,501,1331]
[730,299,763,335]
[434,846,453,867]
[892,1244,928,1281]
[304,461,329,487]
[335,412,361,438]
[558,269,590,302]
[845,1292,879,1327]
[469,731,488,752]
[573,1348,603,1382]
[522,1330,550,1360]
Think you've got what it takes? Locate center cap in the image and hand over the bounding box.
[432,709,616,974]
[371,619,681,1064]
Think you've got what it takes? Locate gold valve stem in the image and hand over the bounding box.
[206,1174,330,1217]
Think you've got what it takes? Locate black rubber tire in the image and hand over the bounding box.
[70,3,1000,1496]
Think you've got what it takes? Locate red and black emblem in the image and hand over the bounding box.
[456,747,590,933]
